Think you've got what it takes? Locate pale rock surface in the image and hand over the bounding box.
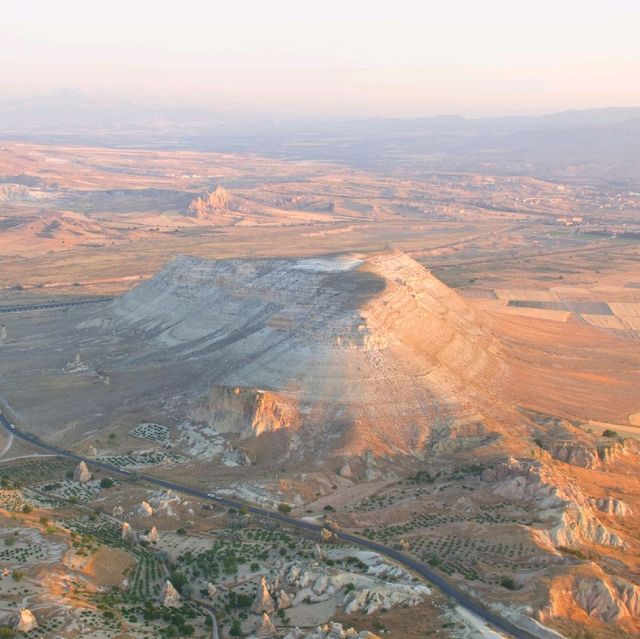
[338,463,352,478]
[255,612,276,637]
[276,590,292,610]
[112,505,124,518]
[283,622,380,639]
[73,461,92,483]
[483,458,624,548]
[121,521,136,542]
[146,526,159,543]
[14,608,38,632]
[252,576,276,614]
[136,501,154,517]
[162,580,181,607]
[591,496,631,517]
[207,583,217,597]
[276,560,428,614]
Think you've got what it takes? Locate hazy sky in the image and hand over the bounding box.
[2,0,639,117]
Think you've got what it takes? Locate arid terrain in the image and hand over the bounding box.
[1,132,639,639]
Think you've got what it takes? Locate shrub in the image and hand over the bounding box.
[277,503,292,514]
[602,429,618,438]
[500,577,517,590]
[100,477,114,489]
[21,504,32,514]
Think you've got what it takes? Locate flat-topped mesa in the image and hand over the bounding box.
[92,251,512,457]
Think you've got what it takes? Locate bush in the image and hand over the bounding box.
[21,504,32,514]
[277,503,292,514]
[230,619,242,637]
[500,577,517,590]
[602,429,618,438]
[100,477,114,489]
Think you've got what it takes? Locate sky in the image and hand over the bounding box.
[1,0,639,117]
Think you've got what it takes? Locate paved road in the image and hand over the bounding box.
[0,411,539,639]
[0,297,114,314]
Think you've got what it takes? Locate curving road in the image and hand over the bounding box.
[0,411,539,639]
[0,297,114,314]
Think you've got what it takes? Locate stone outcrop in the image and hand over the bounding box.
[284,623,381,639]
[251,576,276,614]
[544,565,640,631]
[275,560,428,614]
[121,521,136,542]
[186,186,235,219]
[146,526,159,543]
[255,612,276,637]
[338,463,352,478]
[207,582,217,597]
[73,461,92,483]
[136,501,153,517]
[112,505,124,518]
[483,457,625,548]
[591,497,631,517]
[14,608,38,632]
[550,442,599,469]
[162,580,181,607]
[276,590,292,610]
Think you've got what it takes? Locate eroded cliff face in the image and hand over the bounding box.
[483,458,626,549]
[190,386,301,438]
[542,564,640,634]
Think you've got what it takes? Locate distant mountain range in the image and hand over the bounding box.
[1,92,639,179]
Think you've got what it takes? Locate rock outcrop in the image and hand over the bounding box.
[162,580,181,607]
[284,623,381,639]
[544,565,640,632]
[121,521,136,542]
[146,526,159,543]
[252,576,276,614]
[112,505,124,518]
[73,461,92,483]
[591,497,631,517]
[275,560,428,614]
[484,457,625,548]
[255,612,276,637]
[13,608,38,632]
[276,590,292,610]
[207,582,217,597]
[136,501,153,517]
[186,186,236,220]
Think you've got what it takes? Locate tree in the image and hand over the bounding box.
[229,619,242,637]
[277,503,292,514]
[21,504,32,514]
[100,477,114,489]
[602,429,618,438]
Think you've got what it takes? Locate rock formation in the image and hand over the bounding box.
[592,497,631,517]
[284,622,381,639]
[13,608,38,632]
[112,505,124,518]
[276,590,292,610]
[100,252,511,458]
[251,575,276,614]
[73,461,92,483]
[483,457,625,548]
[162,580,181,607]
[275,560,428,614]
[146,526,159,543]
[338,463,352,478]
[121,521,136,542]
[207,582,217,597]
[255,612,276,637]
[186,186,236,219]
[136,501,153,517]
